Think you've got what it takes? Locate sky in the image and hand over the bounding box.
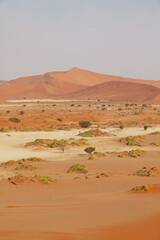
[1,0,160,80]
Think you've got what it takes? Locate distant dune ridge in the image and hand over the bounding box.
[66,81,160,101]
[0,67,160,102]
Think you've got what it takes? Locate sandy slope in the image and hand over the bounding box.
[0,127,160,240]
[66,81,160,101]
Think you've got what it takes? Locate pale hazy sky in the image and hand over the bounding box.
[1,0,160,80]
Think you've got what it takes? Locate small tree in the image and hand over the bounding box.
[57,118,62,122]
[144,125,149,131]
[79,121,91,128]
[58,144,65,153]
[84,147,95,155]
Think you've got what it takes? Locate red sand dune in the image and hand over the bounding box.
[152,93,160,102]
[0,67,160,101]
[66,81,160,101]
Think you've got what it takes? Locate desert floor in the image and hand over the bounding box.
[0,102,160,240]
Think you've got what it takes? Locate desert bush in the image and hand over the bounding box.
[5,160,15,166]
[34,175,57,184]
[57,118,62,121]
[144,125,149,131]
[129,149,145,157]
[48,139,68,148]
[142,104,147,108]
[78,129,108,137]
[70,138,88,146]
[9,118,20,123]
[79,121,91,128]
[67,163,88,174]
[136,167,159,177]
[19,111,24,115]
[118,149,145,158]
[27,139,45,146]
[120,135,145,146]
[149,131,160,135]
[15,164,38,171]
[0,127,5,132]
[132,185,148,192]
[84,147,95,154]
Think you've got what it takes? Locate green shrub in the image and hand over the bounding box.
[27,139,45,146]
[48,139,68,148]
[132,185,148,192]
[57,118,62,121]
[15,164,38,171]
[129,149,145,158]
[136,167,159,177]
[144,125,149,131]
[9,118,21,123]
[79,121,91,128]
[6,160,15,166]
[20,111,24,115]
[149,131,160,135]
[70,138,88,146]
[120,135,145,146]
[78,129,108,137]
[84,147,95,154]
[118,149,145,158]
[34,175,57,184]
[67,163,88,174]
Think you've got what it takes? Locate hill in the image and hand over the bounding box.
[65,81,160,102]
[0,67,160,101]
